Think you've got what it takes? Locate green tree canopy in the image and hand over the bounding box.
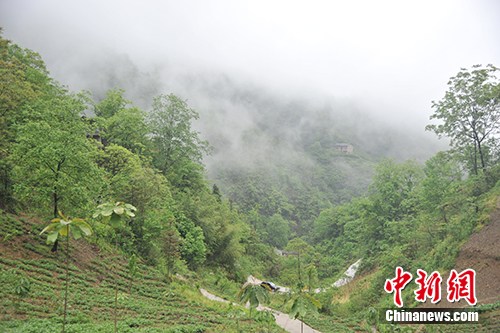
[94,88,130,119]
[0,32,50,209]
[264,213,291,249]
[238,283,269,318]
[11,89,104,218]
[148,94,210,182]
[369,159,423,221]
[426,64,500,175]
[105,107,150,156]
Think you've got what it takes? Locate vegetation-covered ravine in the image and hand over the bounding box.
[1,25,500,333]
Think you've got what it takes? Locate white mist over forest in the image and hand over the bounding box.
[1,0,499,173]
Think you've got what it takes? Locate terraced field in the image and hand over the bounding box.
[0,212,284,333]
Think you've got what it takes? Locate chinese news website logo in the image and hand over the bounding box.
[384,266,477,307]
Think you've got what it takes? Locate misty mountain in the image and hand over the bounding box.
[35,52,444,232]
[183,75,443,228]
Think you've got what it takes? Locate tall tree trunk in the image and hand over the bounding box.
[114,238,118,333]
[472,142,478,176]
[62,225,70,333]
[51,160,64,252]
[113,237,118,333]
[477,139,486,173]
[53,190,59,219]
[53,159,64,218]
[114,288,118,333]
[51,187,59,252]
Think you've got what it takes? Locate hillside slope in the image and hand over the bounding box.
[456,197,500,306]
[0,212,284,333]
[427,196,500,308]
[417,196,500,332]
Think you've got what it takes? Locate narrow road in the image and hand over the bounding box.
[200,288,321,333]
[200,261,361,333]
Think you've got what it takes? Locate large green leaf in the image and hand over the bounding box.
[288,292,320,319]
[113,206,125,215]
[94,201,136,228]
[101,207,114,217]
[78,223,92,236]
[249,292,259,308]
[41,213,92,244]
[124,203,137,211]
[109,213,121,228]
[59,224,69,237]
[46,231,59,244]
[72,227,82,240]
[40,222,59,235]
[239,284,269,309]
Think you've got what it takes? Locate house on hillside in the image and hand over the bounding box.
[335,143,353,154]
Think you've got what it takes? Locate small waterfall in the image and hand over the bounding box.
[333,259,362,287]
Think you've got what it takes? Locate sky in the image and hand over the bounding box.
[1,0,499,129]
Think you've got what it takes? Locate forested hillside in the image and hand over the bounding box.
[169,73,444,241]
[1,30,499,333]
[0,32,257,277]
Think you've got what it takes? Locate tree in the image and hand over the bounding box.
[285,290,320,333]
[11,89,104,219]
[96,143,174,256]
[264,213,291,249]
[369,159,423,221]
[175,213,206,269]
[426,64,500,175]
[238,282,269,319]
[162,219,180,280]
[93,201,137,333]
[127,253,138,295]
[418,152,462,220]
[304,264,319,293]
[94,89,150,157]
[40,212,92,333]
[190,190,244,270]
[94,88,130,119]
[147,94,210,186]
[0,32,49,209]
[212,184,222,202]
[285,238,314,288]
[312,206,346,242]
[105,107,150,156]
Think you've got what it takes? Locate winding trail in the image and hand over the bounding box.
[199,288,321,333]
[200,260,363,332]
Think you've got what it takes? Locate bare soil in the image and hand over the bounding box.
[425,197,500,308]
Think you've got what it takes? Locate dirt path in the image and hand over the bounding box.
[199,288,321,333]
